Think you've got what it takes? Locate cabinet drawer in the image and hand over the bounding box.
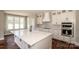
[21,40,29,49]
[14,36,22,48]
[14,36,29,49]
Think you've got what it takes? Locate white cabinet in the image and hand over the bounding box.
[30,36,52,49]
[52,10,75,25]
[36,13,43,24]
[14,35,29,49]
[57,10,62,25]
[52,11,56,24]
[66,11,75,22]
[52,12,57,24]
[61,10,75,22]
[61,11,67,22]
[14,36,22,48]
[14,34,52,49]
[52,11,62,25]
[21,39,29,48]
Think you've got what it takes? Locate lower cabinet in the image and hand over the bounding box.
[52,38,76,49]
[14,35,52,49]
[14,36,29,49]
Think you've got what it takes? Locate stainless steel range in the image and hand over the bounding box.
[61,22,74,37]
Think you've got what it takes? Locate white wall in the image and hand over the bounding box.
[75,11,79,43]
[27,15,36,31]
[0,11,5,40]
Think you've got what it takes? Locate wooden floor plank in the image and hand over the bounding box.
[4,34,20,49]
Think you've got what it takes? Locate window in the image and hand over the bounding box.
[14,16,19,29]
[6,15,25,30]
[7,15,14,30]
[20,17,25,29]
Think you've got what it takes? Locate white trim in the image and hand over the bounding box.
[6,15,26,31]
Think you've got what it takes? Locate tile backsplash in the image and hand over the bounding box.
[37,22,61,30]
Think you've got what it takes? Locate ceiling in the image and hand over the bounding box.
[3,10,54,16]
[4,10,53,14]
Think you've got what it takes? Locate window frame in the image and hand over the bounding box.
[6,14,26,31]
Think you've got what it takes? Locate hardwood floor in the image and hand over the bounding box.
[1,34,79,49]
[4,34,20,49]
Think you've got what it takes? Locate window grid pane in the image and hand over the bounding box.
[7,16,14,30]
[20,17,25,28]
[7,15,25,30]
[14,17,19,29]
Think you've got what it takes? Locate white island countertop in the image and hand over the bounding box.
[11,29,53,46]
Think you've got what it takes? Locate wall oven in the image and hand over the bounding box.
[61,22,74,37]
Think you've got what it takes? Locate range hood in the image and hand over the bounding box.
[43,12,50,22]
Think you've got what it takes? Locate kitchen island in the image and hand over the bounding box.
[11,29,53,49]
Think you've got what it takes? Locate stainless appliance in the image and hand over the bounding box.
[61,22,74,37]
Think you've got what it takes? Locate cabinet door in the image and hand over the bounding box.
[37,14,43,24]
[52,11,62,25]
[14,36,29,49]
[61,12,67,22]
[21,40,29,49]
[66,11,75,22]
[57,14,62,25]
[14,36,21,48]
[52,12,58,24]
[56,10,62,25]
[37,17,42,24]
[61,10,75,22]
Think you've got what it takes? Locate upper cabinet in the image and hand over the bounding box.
[36,10,75,25]
[42,12,51,22]
[65,10,75,22]
[51,10,75,25]
[51,11,57,24]
[36,13,44,24]
[56,10,62,25]
[52,10,62,25]
[61,10,75,22]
